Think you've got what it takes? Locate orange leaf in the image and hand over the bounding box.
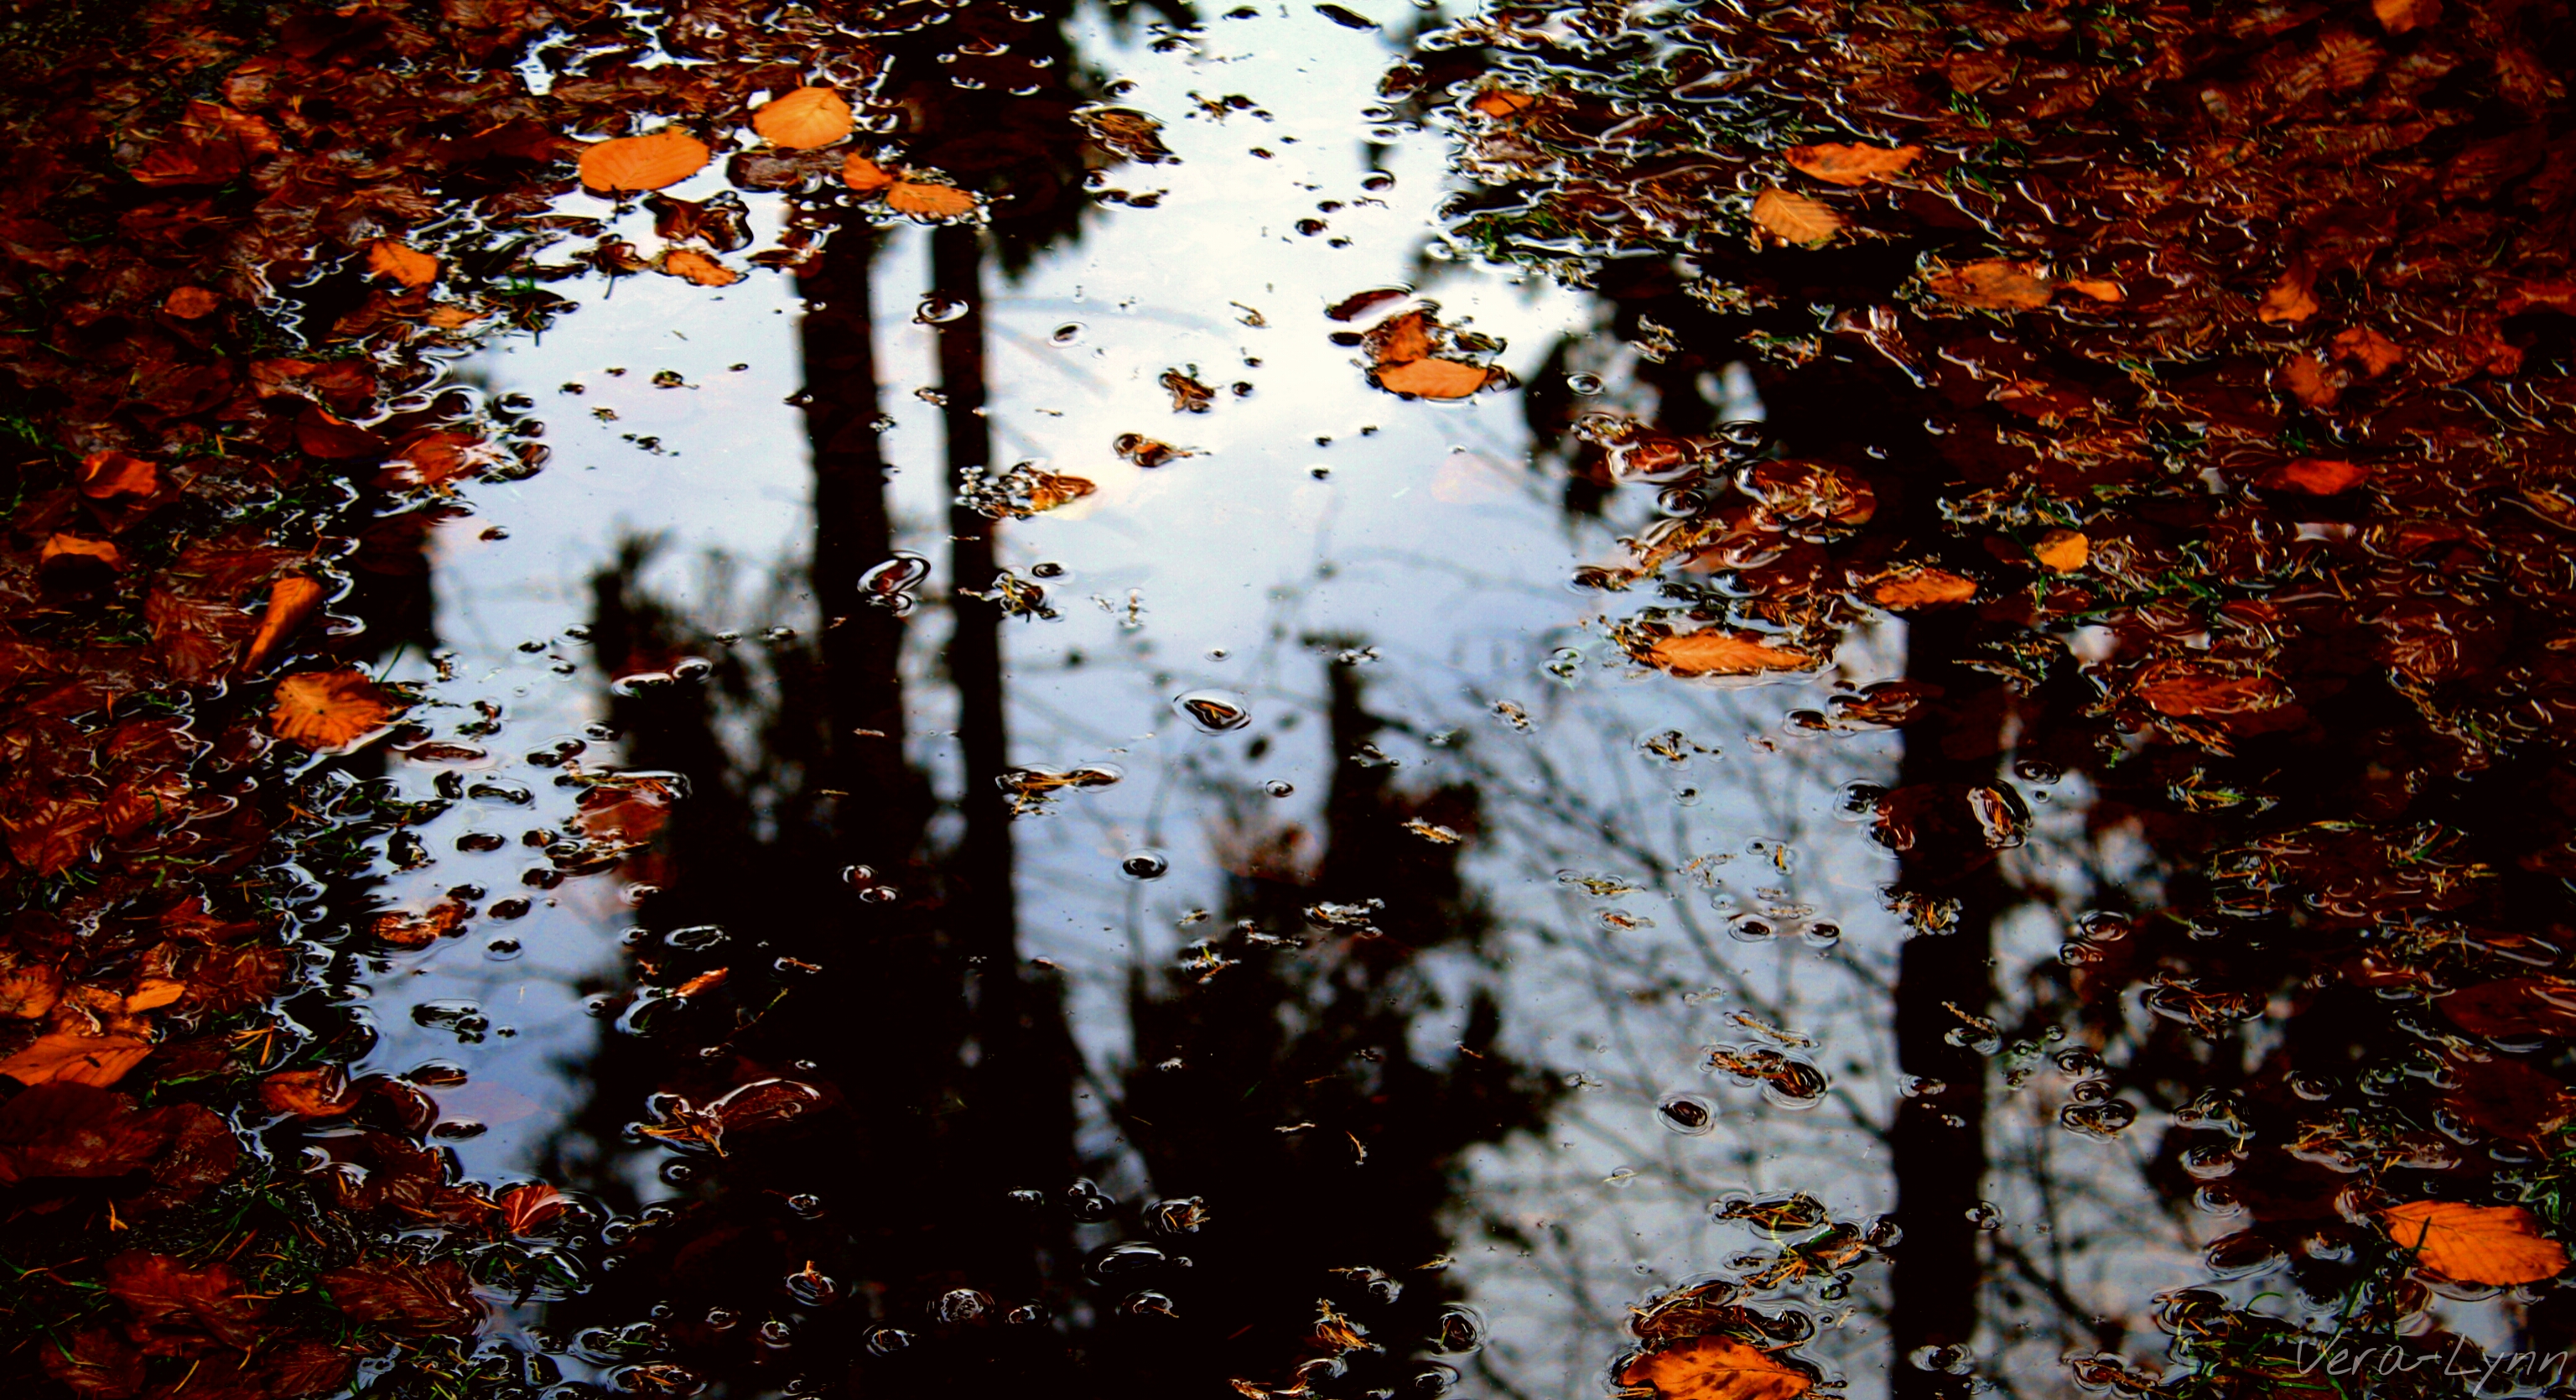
[496,1183,569,1235]
[751,86,852,148]
[1027,473,1097,513]
[1376,357,1495,400]
[840,154,894,192]
[422,304,486,329]
[579,130,711,194]
[41,533,122,570]
[163,286,221,319]
[2257,458,2370,494]
[2281,352,2340,409]
[1750,188,1841,246]
[2373,0,2439,33]
[78,450,158,500]
[1646,631,1821,678]
[366,240,439,289]
[2257,268,2319,324]
[0,1033,153,1088]
[2059,278,2124,303]
[886,181,977,219]
[243,576,327,672]
[1618,1335,1812,1400]
[270,669,397,748]
[0,964,63,1018]
[1928,259,2054,311]
[1784,142,1919,185]
[261,1068,355,1117]
[2032,529,2088,572]
[2331,326,2405,377]
[673,968,730,998]
[2381,1201,2566,1285]
[658,248,741,287]
[122,978,186,1012]
[1468,89,1535,117]
[2136,662,2283,717]
[1867,569,1978,610]
[1372,310,1433,365]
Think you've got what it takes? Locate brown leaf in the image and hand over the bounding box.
[1646,631,1822,678]
[579,130,712,194]
[2441,1055,2573,1143]
[271,669,397,747]
[0,1033,153,1088]
[2331,326,2405,377]
[162,286,220,320]
[2440,977,2576,1039]
[38,1326,143,1399]
[636,1077,828,1155]
[41,533,122,573]
[366,240,439,289]
[1161,368,1217,413]
[1618,1335,1812,1400]
[103,1252,266,1349]
[293,404,384,461]
[496,1181,569,1235]
[2032,530,2088,572]
[78,450,158,501]
[2059,278,2125,303]
[261,1068,355,1117]
[1784,142,1919,185]
[1026,473,1097,513]
[751,86,853,148]
[1750,188,1841,246]
[322,1257,483,1336]
[1866,569,1977,610]
[2281,352,2342,408]
[1928,259,2054,311]
[2257,267,2320,324]
[658,247,742,286]
[1376,357,1497,399]
[886,181,977,219]
[122,978,184,1012]
[2135,661,2285,717]
[0,963,64,1018]
[370,900,467,947]
[2381,1202,2566,1285]
[2256,458,2370,494]
[242,576,328,671]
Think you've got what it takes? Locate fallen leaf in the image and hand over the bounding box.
[1114,434,1192,468]
[0,964,63,1018]
[1468,88,1536,117]
[79,450,157,500]
[1376,357,1496,399]
[366,240,439,289]
[423,304,487,329]
[0,1033,153,1088]
[751,86,853,148]
[270,669,397,747]
[262,1068,356,1117]
[1027,473,1097,512]
[371,901,467,946]
[2256,458,2370,494]
[636,1077,828,1155]
[2135,661,2284,716]
[122,978,185,1012]
[2332,326,2405,377]
[2059,278,2125,302]
[322,1258,482,1336]
[2380,1201,2566,1285]
[1750,187,1841,246]
[0,1082,232,1190]
[2440,977,2576,1038]
[1161,367,1217,413]
[886,180,977,219]
[1867,569,1977,610]
[103,1252,266,1349]
[2373,0,2439,33]
[2441,1055,2574,1143]
[2281,352,2341,408]
[673,968,730,998]
[2033,529,2088,572]
[496,1182,569,1235]
[1646,631,1821,678]
[243,576,328,671]
[1618,1335,1812,1400]
[41,533,122,571]
[841,154,894,191]
[1784,142,1919,185]
[659,248,742,287]
[579,130,711,194]
[2257,267,2320,324]
[162,286,220,319]
[1928,259,2054,311]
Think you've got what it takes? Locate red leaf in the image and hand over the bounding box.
[322,1257,483,1336]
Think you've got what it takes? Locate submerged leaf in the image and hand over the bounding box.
[1750,188,1841,246]
[2380,1202,2567,1285]
[1928,260,2053,311]
[1783,142,1919,185]
[270,669,397,747]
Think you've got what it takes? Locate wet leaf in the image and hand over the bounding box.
[270,669,397,747]
[162,286,219,319]
[1927,260,2053,311]
[1783,142,1919,185]
[2255,458,2369,494]
[2380,1202,2566,1284]
[658,248,742,287]
[261,1068,356,1118]
[242,576,328,671]
[366,240,439,289]
[751,86,853,149]
[1618,1335,1812,1400]
[2439,978,2576,1038]
[77,450,157,501]
[2135,662,2285,717]
[2257,267,2320,324]
[1026,473,1098,512]
[2281,352,2341,408]
[1081,106,1176,164]
[123,978,184,1012]
[1644,631,1822,678]
[841,154,895,192]
[579,130,711,194]
[103,1252,265,1348]
[1327,286,1411,321]
[1377,357,1497,399]
[496,1181,569,1234]
[1749,188,1841,246]
[322,1257,482,1336]
[0,1033,153,1088]
[1468,89,1535,117]
[2373,0,2440,34]
[41,533,122,574]
[886,181,977,219]
[0,963,64,1018]
[1866,569,1977,610]
[2332,326,2406,377]
[2033,530,2088,572]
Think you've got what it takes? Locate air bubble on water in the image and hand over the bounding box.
[864,1328,914,1357]
[484,936,522,960]
[1656,1094,1717,1134]
[1052,322,1086,345]
[932,1288,991,1324]
[1603,1165,1639,1187]
[1120,850,1171,880]
[1265,779,1295,797]
[1567,372,1603,393]
[915,293,971,324]
[1966,1200,2003,1230]
[1173,689,1252,732]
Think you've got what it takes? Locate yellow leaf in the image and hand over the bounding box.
[1928,259,2054,311]
[1867,569,1978,610]
[2381,1201,2567,1285]
[366,240,439,289]
[1783,142,1920,185]
[0,1033,153,1088]
[1618,1336,1812,1400]
[270,669,397,748]
[1750,188,1841,246]
[2033,529,2088,572]
[886,181,976,219]
[579,130,711,194]
[1375,357,1494,400]
[751,86,852,149]
[841,154,894,192]
[658,248,742,287]
[1646,631,1821,678]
